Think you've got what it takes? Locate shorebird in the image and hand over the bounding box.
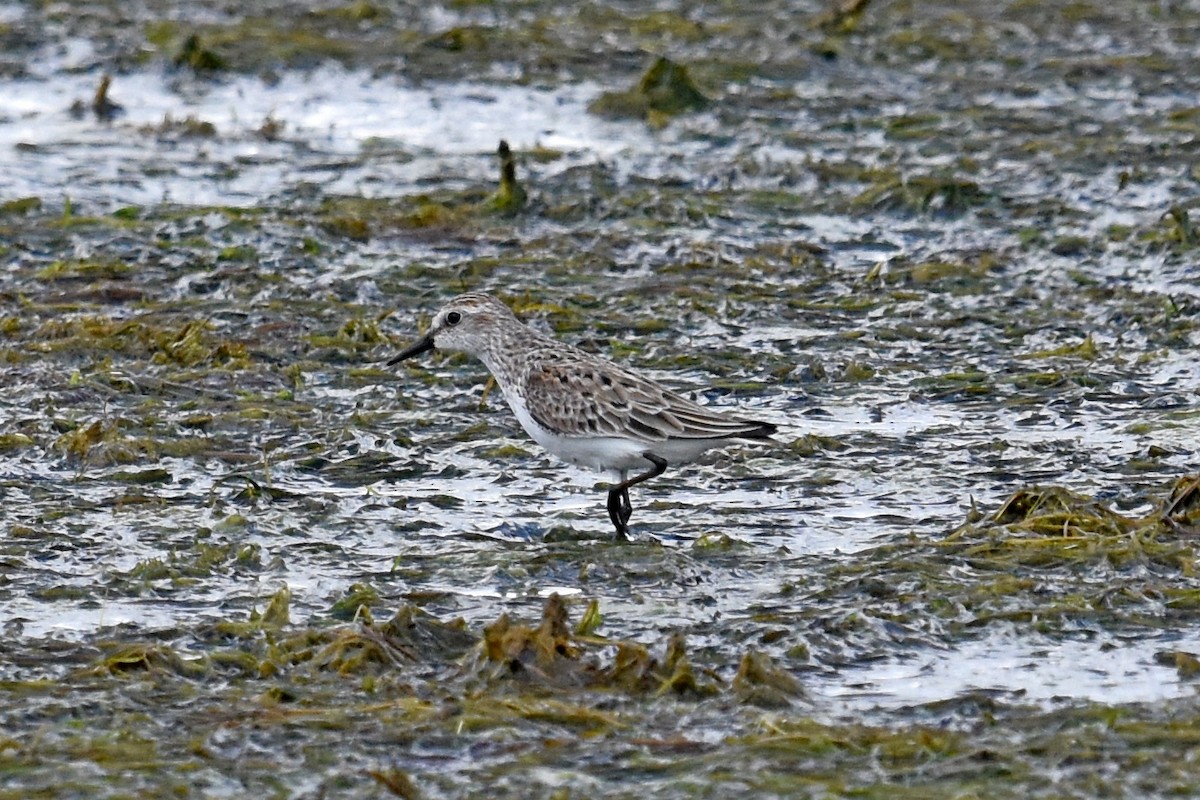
[390,292,776,538]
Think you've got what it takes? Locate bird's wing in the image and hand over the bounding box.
[523,358,773,442]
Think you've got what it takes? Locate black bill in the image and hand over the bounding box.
[387,334,435,365]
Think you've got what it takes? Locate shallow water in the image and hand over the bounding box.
[830,626,1200,710]
[2,0,1200,797]
[2,64,647,207]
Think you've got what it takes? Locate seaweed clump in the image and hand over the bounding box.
[68,74,124,121]
[490,139,527,214]
[946,477,1200,573]
[589,56,710,127]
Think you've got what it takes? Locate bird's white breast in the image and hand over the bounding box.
[503,389,651,471]
[501,388,730,472]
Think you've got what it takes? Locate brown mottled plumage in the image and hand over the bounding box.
[391,292,776,538]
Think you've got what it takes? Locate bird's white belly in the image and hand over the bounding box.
[506,395,647,470]
[504,391,723,472]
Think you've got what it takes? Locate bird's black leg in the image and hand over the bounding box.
[606,487,630,540]
[606,454,668,539]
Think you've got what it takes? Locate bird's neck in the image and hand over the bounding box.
[474,319,545,384]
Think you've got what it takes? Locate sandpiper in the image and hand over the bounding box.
[390,292,776,539]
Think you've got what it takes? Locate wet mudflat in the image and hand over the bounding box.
[1,0,1199,797]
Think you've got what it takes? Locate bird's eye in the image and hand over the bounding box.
[446,311,462,326]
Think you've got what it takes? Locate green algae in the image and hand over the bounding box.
[117,541,264,593]
[814,0,873,34]
[589,56,710,126]
[852,171,990,216]
[318,140,531,241]
[168,31,227,71]
[0,196,41,215]
[0,433,34,450]
[943,482,1199,586]
[6,567,1200,798]
[1018,334,1100,360]
[330,583,381,621]
[28,315,249,368]
[318,193,486,240]
[37,258,133,281]
[477,443,532,459]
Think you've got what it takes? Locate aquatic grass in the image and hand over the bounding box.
[317,185,522,242]
[27,315,250,368]
[779,480,1200,647]
[4,560,1200,797]
[36,259,133,281]
[91,643,209,678]
[851,171,991,216]
[53,419,146,466]
[589,56,710,126]
[0,196,42,215]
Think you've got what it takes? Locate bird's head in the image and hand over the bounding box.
[389,292,516,365]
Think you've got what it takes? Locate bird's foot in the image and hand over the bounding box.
[607,487,633,541]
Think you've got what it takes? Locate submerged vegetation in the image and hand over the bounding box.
[5,478,1200,797]
[1,0,1199,797]
[589,56,711,127]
